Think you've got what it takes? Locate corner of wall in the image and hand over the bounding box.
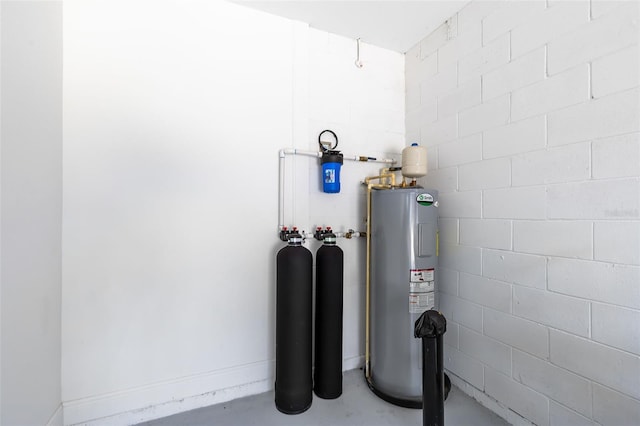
[47,404,64,426]
[0,1,63,424]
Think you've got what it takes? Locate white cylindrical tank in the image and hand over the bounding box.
[401,143,428,178]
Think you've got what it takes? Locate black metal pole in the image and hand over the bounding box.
[415,310,447,426]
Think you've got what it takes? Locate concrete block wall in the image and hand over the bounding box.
[406,1,640,425]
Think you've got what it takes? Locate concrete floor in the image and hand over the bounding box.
[139,369,509,426]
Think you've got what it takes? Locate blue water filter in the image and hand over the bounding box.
[321,150,344,193]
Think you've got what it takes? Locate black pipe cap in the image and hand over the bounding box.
[414,309,447,338]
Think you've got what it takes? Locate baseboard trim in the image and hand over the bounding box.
[343,355,364,372]
[63,360,274,426]
[446,370,534,426]
[63,355,365,426]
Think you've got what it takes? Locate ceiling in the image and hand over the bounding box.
[233,1,470,53]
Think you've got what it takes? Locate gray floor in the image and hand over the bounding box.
[139,369,509,426]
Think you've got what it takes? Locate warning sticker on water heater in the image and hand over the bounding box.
[410,281,435,293]
[410,268,435,282]
[409,292,435,314]
[410,268,435,313]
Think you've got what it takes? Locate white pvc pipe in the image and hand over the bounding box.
[278,153,286,230]
[305,231,365,240]
[279,148,397,163]
[334,231,365,239]
[342,154,395,164]
[280,148,321,159]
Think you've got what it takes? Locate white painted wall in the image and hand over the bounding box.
[62,1,404,424]
[406,1,640,425]
[0,1,63,425]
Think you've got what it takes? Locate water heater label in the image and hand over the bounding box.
[416,193,434,206]
[410,281,435,293]
[410,268,435,282]
[409,292,435,314]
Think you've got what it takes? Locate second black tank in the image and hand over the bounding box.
[314,233,344,399]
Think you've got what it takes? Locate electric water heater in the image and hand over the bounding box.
[368,187,438,407]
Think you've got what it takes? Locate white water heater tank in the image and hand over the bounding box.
[402,143,428,178]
